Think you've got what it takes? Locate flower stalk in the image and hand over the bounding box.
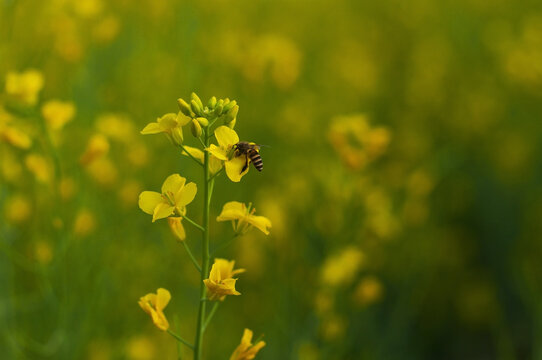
[194,126,211,360]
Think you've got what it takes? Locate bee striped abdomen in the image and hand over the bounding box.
[248,149,263,171]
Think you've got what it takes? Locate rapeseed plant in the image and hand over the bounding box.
[137,93,270,359]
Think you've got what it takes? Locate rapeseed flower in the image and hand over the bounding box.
[203,258,245,301]
[41,100,76,130]
[230,328,266,360]
[5,69,44,105]
[181,145,223,174]
[138,288,171,331]
[207,126,251,182]
[138,174,197,222]
[25,154,52,183]
[140,112,191,146]
[217,201,271,235]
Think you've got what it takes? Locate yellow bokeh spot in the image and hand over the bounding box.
[321,246,365,287]
[5,69,44,105]
[73,209,96,237]
[4,195,32,224]
[25,154,53,183]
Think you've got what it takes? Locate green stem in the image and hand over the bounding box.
[208,167,224,183]
[203,302,220,330]
[182,241,201,273]
[194,128,211,360]
[178,143,203,166]
[167,329,194,350]
[182,214,204,232]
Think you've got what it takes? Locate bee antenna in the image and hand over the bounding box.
[259,144,271,148]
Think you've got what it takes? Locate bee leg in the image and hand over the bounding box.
[241,155,249,173]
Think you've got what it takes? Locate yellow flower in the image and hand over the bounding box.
[138,174,197,222]
[73,209,96,237]
[181,145,223,174]
[5,69,44,105]
[80,134,110,166]
[230,329,266,360]
[321,246,364,287]
[41,100,76,130]
[4,194,32,224]
[140,112,191,146]
[0,125,32,149]
[25,154,52,183]
[203,258,245,301]
[207,126,252,182]
[167,217,186,241]
[217,201,272,235]
[138,288,171,331]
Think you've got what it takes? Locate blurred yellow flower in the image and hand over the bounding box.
[138,174,197,222]
[5,69,44,105]
[86,157,118,187]
[353,276,384,306]
[217,201,272,235]
[125,335,156,360]
[0,125,32,149]
[167,217,186,241]
[4,194,32,224]
[208,126,250,182]
[138,288,171,331]
[230,328,266,360]
[80,133,110,166]
[59,177,76,201]
[95,114,135,143]
[118,180,142,208]
[140,112,190,146]
[73,209,96,237]
[321,246,364,287]
[41,100,76,130]
[204,258,245,301]
[92,15,121,44]
[25,154,52,183]
[34,240,53,265]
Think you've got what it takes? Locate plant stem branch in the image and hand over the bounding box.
[178,143,203,166]
[182,241,201,273]
[167,329,194,350]
[182,215,204,232]
[203,302,220,330]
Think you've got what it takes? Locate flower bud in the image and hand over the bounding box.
[190,119,202,137]
[177,98,193,117]
[207,96,217,109]
[196,117,209,127]
[223,104,239,123]
[168,217,186,241]
[190,92,203,109]
[227,118,236,129]
[190,99,203,116]
[214,103,224,116]
[223,100,237,113]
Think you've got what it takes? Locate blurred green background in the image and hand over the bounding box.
[2,0,542,359]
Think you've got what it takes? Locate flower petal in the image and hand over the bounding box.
[209,155,224,175]
[157,113,178,130]
[214,126,239,148]
[140,122,163,134]
[225,156,249,183]
[217,201,246,222]
[176,112,192,126]
[155,288,171,311]
[175,182,197,206]
[208,144,228,161]
[248,215,272,235]
[152,203,175,222]
[139,191,163,214]
[168,217,186,241]
[161,174,186,196]
[181,145,205,162]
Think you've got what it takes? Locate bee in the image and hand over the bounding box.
[234,141,263,173]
